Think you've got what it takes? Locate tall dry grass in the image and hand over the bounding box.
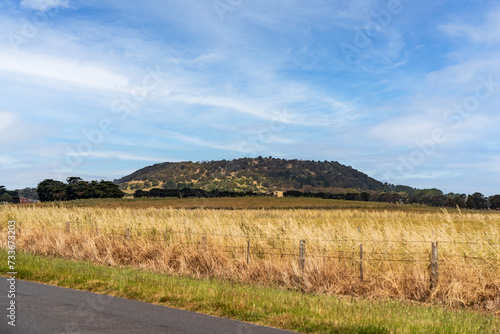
[1,205,499,311]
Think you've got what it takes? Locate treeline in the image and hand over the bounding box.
[134,188,263,199]
[283,190,370,201]
[133,187,500,210]
[285,189,500,209]
[37,177,124,202]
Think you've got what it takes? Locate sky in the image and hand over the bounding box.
[1,0,500,195]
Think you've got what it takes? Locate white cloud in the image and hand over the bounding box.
[393,170,464,181]
[163,131,248,152]
[367,113,444,147]
[65,150,164,162]
[439,6,500,43]
[0,112,17,132]
[0,51,129,92]
[20,0,69,12]
[0,155,28,169]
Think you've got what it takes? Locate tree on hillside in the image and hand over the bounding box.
[0,186,6,197]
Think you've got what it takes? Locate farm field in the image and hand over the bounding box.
[19,196,462,212]
[2,199,499,313]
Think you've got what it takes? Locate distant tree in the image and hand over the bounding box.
[423,188,444,197]
[6,191,19,204]
[67,176,83,184]
[466,192,488,210]
[360,192,370,201]
[472,192,488,209]
[0,186,6,197]
[490,195,500,210]
[345,192,358,201]
[86,181,124,199]
[429,195,446,207]
[66,177,89,200]
[134,190,146,198]
[37,178,123,202]
[16,187,39,200]
[445,194,466,208]
[465,195,475,209]
[377,192,400,203]
[0,192,13,203]
[37,179,67,202]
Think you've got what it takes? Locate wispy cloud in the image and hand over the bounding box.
[65,150,169,163]
[0,111,17,132]
[0,155,29,169]
[0,51,129,92]
[20,0,69,12]
[439,6,500,44]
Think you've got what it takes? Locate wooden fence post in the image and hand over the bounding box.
[431,241,439,289]
[323,246,326,268]
[18,222,21,237]
[125,228,130,241]
[202,235,207,252]
[65,222,70,233]
[247,239,250,264]
[359,243,364,282]
[299,239,306,272]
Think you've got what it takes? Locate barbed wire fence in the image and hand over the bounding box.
[14,220,500,289]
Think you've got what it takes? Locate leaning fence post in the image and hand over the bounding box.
[431,241,439,289]
[18,222,22,237]
[125,228,130,241]
[65,222,70,233]
[299,239,306,272]
[247,239,250,264]
[359,243,364,282]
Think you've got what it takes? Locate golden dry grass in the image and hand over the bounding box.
[1,204,499,312]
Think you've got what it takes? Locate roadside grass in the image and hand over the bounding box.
[2,250,498,333]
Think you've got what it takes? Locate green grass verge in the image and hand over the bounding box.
[2,250,498,333]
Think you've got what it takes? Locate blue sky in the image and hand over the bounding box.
[1,0,500,195]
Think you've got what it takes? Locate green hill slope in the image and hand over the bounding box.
[114,157,384,193]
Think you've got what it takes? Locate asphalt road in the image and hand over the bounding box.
[0,278,297,334]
